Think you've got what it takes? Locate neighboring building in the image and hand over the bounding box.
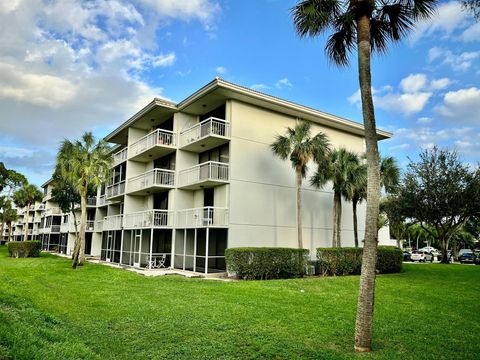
[40,78,394,273]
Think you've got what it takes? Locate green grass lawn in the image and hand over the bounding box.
[0,246,479,360]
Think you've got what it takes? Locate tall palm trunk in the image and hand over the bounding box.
[354,13,382,353]
[296,169,303,249]
[72,191,87,269]
[23,204,30,241]
[353,198,359,248]
[332,191,342,247]
[7,221,12,242]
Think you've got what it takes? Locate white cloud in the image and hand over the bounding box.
[430,78,452,90]
[428,47,480,71]
[375,92,432,115]
[400,74,428,93]
[428,47,444,62]
[437,87,480,123]
[410,1,470,43]
[275,78,292,89]
[417,117,433,124]
[138,0,220,24]
[215,66,227,75]
[461,20,480,41]
[251,84,271,91]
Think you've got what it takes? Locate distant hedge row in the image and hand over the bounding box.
[225,247,309,280]
[316,246,402,276]
[7,240,41,258]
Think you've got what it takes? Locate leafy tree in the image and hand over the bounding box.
[397,147,480,263]
[291,0,438,350]
[0,162,27,195]
[345,162,367,247]
[271,121,330,249]
[463,0,480,19]
[381,196,407,248]
[56,132,111,269]
[311,148,359,247]
[13,184,43,241]
[0,199,17,242]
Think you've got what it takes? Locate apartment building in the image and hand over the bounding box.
[38,78,393,274]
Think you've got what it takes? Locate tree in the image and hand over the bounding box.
[271,121,330,249]
[13,184,43,241]
[396,147,480,263]
[56,132,111,269]
[345,162,367,247]
[311,148,359,247]
[381,196,407,248]
[291,0,438,351]
[0,162,27,195]
[463,0,480,19]
[0,200,17,242]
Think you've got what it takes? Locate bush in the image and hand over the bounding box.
[7,240,41,258]
[317,246,402,276]
[225,247,309,280]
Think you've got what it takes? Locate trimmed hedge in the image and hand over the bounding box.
[7,240,41,258]
[225,247,309,280]
[317,246,402,276]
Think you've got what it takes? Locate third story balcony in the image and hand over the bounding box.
[127,168,175,195]
[180,117,230,152]
[128,129,176,162]
[178,161,229,190]
[112,147,128,167]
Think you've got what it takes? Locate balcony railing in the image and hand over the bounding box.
[103,215,123,230]
[43,191,52,202]
[86,220,95,232]
[176,207,229,228]
[87,197,97,206]
[180,117,230,147]
[61,222,70,233]
[128,169,175,193]
[44,207,63,216]
[106,181,125,199]
[178,161,229,188]
[129,129,176,158]
[113,147,128,166]
[123,210,173,229]
[97,195,109,207]
[95,220,104,232]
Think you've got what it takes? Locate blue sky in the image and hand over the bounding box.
[0,0,479,186]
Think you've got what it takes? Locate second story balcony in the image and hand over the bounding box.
[128,129,176,162]
[180,117,230,152]
[123,210,173,229]
[97,195,110,207]
[103,215,123,231]
[178,161,229,190]
[127,168,175,195]
[176,207,229,228]
[106,181,125,201]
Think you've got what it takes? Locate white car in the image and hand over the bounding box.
[411,251,433,262]
[418,246,437,253]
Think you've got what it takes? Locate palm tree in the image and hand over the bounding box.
[380,156,400,194]
[291,0,437,350]
[0,201,17,242]
[312,148,360,247]
[13,184,43,241]
[345,162,367,247]
[271,121,330,249]
[56,132,111,269]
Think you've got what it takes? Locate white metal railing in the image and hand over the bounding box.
[178,161,229,187]
[123,210,173,229]
[86,220,95,231]
[176,207,229,228]
[180,117,230,147]
[50,225,61,233]
[44,207,63,216]
[95,220,104,232]
[43,191,52,202]
[129,129,176,157]
[98,195,109,206]
[87,197,97,206]
[106,181,125,199]
[128,169,175,192]
[61,222,69,233]
[103,215,123,230]
[113,147,128,166]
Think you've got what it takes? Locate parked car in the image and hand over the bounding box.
[459,250,475,264]
[437,250,452,262]
[411,251,433,262]
[418,246,437,253]
[403,251,412,262]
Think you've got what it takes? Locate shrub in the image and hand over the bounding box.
[7,240,41,258]
[225,247,309,280]
[316,246,402,276]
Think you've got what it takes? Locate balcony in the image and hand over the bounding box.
[95,220,104,232]
[123,210,173,229]
[87,197,97,207]
[61,222,70,233]
[86,220,95,232]
[128,129,176,162]
[97,195,110,207]
[44,207,63,216]
[178,161,229,190]
[36,204,45,211]
[43,190,52,202]
[113,147,128,167]
[180,117,230,152]
[176,207,229,228]
[106,181,125,200]
[44,224,61,233]
[103,215,123,230]
[127,169,175,195]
